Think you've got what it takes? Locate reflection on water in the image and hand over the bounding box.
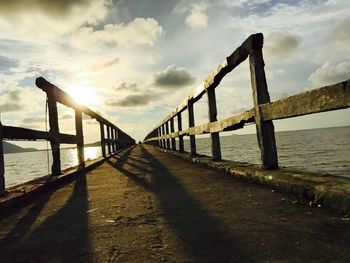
[4,146,102,187]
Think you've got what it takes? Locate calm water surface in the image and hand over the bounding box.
[4,126,350,187]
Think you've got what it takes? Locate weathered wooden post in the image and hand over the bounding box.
[170,118,176,150]
[47,91,62,175]
[36,78,62,175]
[165,121,170,149]
[249,34,278,169]
[107,125,111,155]
[75,108,85,169]
[0,121,5,195]
[161,124,165,148]
[207,88,221,160]
[188,100,196,155]
[177,113,184,152]
[99,122,106,157]
[114,129,118,152]
[157,128,161,147]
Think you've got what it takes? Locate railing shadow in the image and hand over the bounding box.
[0,172,91,262]
[107,145,255,262]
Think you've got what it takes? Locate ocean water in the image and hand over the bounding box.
[4,146,102,188]
[3,126,350,188]
[182,126,350,178]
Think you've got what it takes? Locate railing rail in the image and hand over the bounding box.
[144,33,350,170]
[0,77,135,195]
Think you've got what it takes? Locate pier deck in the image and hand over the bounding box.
[0,144,349,262]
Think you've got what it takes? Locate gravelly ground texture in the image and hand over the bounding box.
[0,144,349,262]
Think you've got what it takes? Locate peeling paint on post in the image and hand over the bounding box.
[0,122,5,195]
[188,100,196,155]
[207,87,221,160]
[249,34,278,169]
[75,109,85,169]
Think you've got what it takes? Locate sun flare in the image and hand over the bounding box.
[66,82,98,107]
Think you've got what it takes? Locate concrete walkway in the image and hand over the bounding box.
[0,145,349,262]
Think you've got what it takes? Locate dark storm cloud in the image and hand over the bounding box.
[0,0,90,15]
[106,94,152,107]
[151,65,196,88]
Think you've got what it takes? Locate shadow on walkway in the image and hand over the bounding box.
[107,145,255,262]
[0,173,91,262]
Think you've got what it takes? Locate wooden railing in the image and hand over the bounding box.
[144,33,350,170]
[0,77,135,195]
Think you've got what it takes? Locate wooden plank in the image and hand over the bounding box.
[249,35,278,170]
[47,92,62,176]
[75,109,85,169]
[0,122,5,195]
[144,110,254,142]
[170,118,176,150]
[188,100,196,155]
[261,79,350,121]
[207,88,221,160]
[2,126,50,141]
[177,113,184,152]
[58,134,77,144]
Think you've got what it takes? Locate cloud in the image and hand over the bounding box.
[175,1,209,29]
[151,65,196,88]
[0,0,94,15]
[60,113,73,120]
[0,102,23,113]
[264,31,301,59]
[0,0,110,39]
[70,18,164,48]
[106,94,152,107]
[116,81,139,92]
[186,9,208,29]
[0,89,24,113]
[333,17,350,50]
[22,116,45,123]
[91,58,120,71]
[308,61,350,87]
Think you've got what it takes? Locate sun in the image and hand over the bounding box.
[66,82,98,107]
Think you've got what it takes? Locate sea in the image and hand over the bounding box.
[3,126,350,188]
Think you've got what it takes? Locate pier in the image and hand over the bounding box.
[0,33,350,262]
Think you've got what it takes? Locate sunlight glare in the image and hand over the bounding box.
[66,82,98,107]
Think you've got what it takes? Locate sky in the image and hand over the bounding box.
[0,0,349,147]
